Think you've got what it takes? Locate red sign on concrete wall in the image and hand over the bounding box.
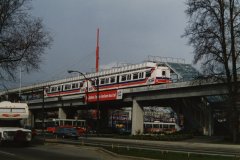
[87,90,122,102]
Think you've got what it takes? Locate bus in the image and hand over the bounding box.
[46,118,86,134]
[144,121,181,134]
[0,101,32,143]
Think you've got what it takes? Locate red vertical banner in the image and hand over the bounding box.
[96,28,99,72]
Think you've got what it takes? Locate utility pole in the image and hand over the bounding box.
[42,86,45,142]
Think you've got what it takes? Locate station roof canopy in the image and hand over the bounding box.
[162,62,199,82]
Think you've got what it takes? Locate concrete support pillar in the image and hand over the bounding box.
[208,107,214,136]
[131,99,144,135]
[100,108,109,129]
[58,108,66,119]
[203,106,213,136]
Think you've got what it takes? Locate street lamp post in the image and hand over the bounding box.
[68,70,100,133]
[68,70,90,136]
[68,70,89,103]
[42,86,45,142]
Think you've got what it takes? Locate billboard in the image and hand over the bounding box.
[87,90,122,102]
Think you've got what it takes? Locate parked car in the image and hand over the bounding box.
[54,127,79,139]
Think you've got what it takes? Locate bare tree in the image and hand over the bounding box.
[183,0,240,143]
[0,0,52,81]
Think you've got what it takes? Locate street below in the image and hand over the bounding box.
[0,143,132,160]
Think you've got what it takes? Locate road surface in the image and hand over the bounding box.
[0,143,136,160]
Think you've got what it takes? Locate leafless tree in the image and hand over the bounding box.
[183,0,240,143]
[0,0,52,81]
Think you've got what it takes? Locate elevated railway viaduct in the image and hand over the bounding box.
[0,79,236,136]
[0,62,238,136]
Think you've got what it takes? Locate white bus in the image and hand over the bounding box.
[0,101,32,143]
[144,121,181,134]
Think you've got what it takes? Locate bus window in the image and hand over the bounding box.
[65,120,72,126]
[170,125,175,129]
[153,124,159,128]
[12,108,25,113]
[163,124,168,129]
[145,124,152,128]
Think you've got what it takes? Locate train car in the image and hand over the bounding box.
[44,62,171,98]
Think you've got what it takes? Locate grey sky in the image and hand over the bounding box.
[17,0,192,87]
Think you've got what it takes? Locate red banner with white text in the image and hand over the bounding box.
[86,90,122,102]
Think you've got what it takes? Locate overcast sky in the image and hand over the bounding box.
[13,0,193,88]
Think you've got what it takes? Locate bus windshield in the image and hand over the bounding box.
[0,120,23,127]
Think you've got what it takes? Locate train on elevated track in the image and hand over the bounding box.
[44,62,171,99]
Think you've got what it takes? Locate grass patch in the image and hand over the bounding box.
[113,133,193,141]
[103,146,237,160]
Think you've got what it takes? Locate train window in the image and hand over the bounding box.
[91,79,96,86]
[45,88,49,93]
[105,78,109,84]
[146,70,151,77]
[133,73,138,80]
[79,82,83,87]
[51,87,57,92]
[64,84,71,90]
[139,72,144,79]
[58,86,62,91]
[72,83,79,89]
[162,70,166,76]
[153,124,159,128]
[127,74,131,80]
[110,77,115,83]
[121,75,126,81]
[127,74,132,80]
[100,78,105,85]
[95,79,98,85]
[117,76,119,83]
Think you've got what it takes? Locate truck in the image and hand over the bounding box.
[0,101,32,144]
